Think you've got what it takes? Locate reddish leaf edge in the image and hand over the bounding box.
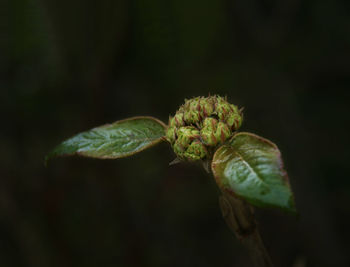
[211,131,297,215]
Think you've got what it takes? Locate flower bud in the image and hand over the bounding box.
[226,113,243,130]
[184,140,207,161]
[166,95,243,161]
[166,126,177,143]
[202,98,215,117]
[215,96,232,121]
[177,126,200,146]
[200,117,219,146]
[215,122,231,143]
[169,112,185,127]
[184,110,201,125]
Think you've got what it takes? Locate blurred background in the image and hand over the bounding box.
[2,0,350,266]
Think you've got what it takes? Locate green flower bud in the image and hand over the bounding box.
[201,117,219,146]
[184,140,207,161]
[215,96,233,121]
[166,126,177,144]
[202,98,215,117]
[184,110,201,124]
[226,113,243,130]
[173,140,185,156]
[169,112,185,127]
[188,97,201,112]
[167,95,243,161]
[177,126,200,147]
[215,122,231,143]
[172,126,207,160]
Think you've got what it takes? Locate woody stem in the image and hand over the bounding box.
[219,192,274,267]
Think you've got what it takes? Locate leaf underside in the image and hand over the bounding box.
[212,132,296,213]
[46,116,166,162]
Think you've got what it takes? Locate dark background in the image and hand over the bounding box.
[2,0,350,266]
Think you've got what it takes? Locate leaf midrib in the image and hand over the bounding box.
[83,128,163,143]
[232,150,269,187]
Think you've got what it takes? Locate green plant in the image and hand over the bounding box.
[46,95,296,267]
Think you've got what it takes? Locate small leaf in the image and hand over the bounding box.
[46,116,166,162]
[212,132,296,213]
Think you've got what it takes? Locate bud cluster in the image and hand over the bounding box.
[166,96,243,161]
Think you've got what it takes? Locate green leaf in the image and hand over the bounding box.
[211,132,296,213]
[46,116,166,162]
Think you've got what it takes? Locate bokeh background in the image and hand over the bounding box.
[2,0,350,266]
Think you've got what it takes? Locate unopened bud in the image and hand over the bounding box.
[166,126,177,143]
[201,117,219,146]
[184,140,207,161]
[166,95,243,161]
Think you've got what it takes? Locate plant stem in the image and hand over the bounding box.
[219,192,274,267]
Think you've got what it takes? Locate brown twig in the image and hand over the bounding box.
[219,192,273,267]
